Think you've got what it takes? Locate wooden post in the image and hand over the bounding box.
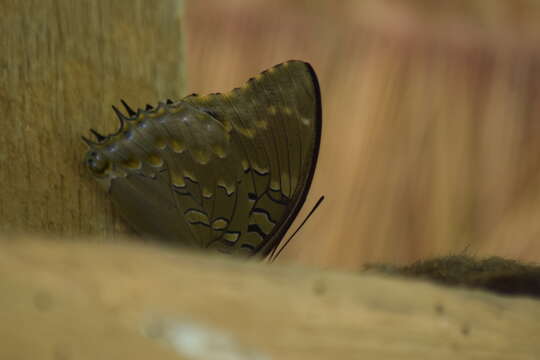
[0,0,184,238]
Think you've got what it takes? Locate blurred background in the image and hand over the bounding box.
[184,0,540,269]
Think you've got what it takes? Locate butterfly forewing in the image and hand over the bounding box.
[84,60,321,258]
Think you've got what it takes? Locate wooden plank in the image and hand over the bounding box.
[1,236,539,359]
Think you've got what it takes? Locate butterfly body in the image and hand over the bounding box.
[84,60,321,258]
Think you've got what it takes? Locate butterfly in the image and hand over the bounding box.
[83,60,321,259]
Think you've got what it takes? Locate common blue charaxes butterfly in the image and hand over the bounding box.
[83,60,321,258]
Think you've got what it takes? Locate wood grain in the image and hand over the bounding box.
[0,0,184,237]
[1,235,539,359]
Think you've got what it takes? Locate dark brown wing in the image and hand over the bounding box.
[84,60,321,258]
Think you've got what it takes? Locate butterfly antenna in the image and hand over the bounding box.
[269,195,325,262]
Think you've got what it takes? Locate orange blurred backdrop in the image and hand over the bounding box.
[184,0,540,269]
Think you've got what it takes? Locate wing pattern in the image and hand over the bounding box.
[83,60,321,257]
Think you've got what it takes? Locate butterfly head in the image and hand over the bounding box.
[84,149,111,177]
[82,144,119,191]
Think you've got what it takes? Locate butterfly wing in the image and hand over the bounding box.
[182,61,322,257]
[84,60,321,258]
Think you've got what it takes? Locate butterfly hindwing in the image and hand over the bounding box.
[84,60,321,258]
[182,61,321,256]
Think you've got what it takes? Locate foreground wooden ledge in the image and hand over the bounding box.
[1,236,539,359]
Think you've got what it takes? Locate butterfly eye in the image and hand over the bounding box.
[85,151,110,176]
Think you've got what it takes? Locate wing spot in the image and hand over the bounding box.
[212,145,227,159]
[183,170,197,182]
[202,187,213,198]
[171,175,186,188]
[270,179,280,191]
[185,209,210,225]
[251,211,275,235]
[238,127,255,138]
[301,117,311,126]
[211,218,229,230]
[171,139,185,153]
[223,232,240,243]
[283,106,292,115]
[147,154,164,167]
[253,164,269,175]
[268,106,277,115]
[117,168,128,178]
[217,179,236,195]
[192,149,211,165]
[254,119,268,129]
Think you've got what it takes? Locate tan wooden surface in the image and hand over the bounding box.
[0,0,184,238]
[1,235,539,360]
